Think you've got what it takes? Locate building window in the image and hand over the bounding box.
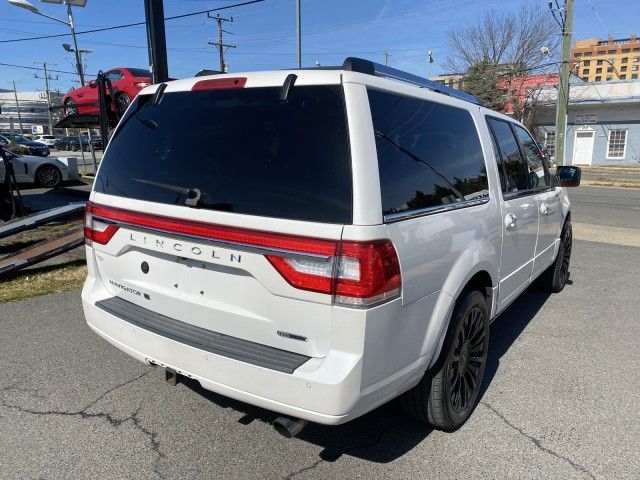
[583,69,590,75]
[607,130,627,159]
[596,67,602,73]
[583,60,591,66]
[596,59,603,65]
[622,48,631,53]
[608,49,616,54]
[584,51,593,56]
[607,67,614,73]
[633,65,639,71]
[632,74,639,79]
[622,57,629,63]
[545,131,556,158]
[606,76,613,81]
[621,66,628,72]
[634,48,640,52]
[595,76,602,81]
[582,77,589,82]
[597,50,605,55]
[620,74,627,79]
[574,52,582,57]
[634,57,640,62]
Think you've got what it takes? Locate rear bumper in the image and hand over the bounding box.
[82,277,429,425]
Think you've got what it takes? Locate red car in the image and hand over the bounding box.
[62,67,151,116]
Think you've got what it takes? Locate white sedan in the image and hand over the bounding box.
[1,150,70,188]
[33,135,58,147]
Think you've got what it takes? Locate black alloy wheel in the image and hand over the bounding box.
[402,289,489,430]
[447,305,487,414]
[558,224,572,287]
[36,165,62,188]
[115,92,131,116]
[64,98,77,116]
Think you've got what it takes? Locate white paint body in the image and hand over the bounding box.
[82,69,570,425]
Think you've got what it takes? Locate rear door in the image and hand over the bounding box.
[486,118,539,310]
[89,78,352,358]
[511,124,562,277]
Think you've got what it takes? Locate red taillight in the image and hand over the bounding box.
[191,77,247,91]
[85,202,401,307]
[267,240,401,307]
[84,202,119,245]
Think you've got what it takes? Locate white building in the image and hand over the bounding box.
[533,80,640,165]
[0,89,64,135]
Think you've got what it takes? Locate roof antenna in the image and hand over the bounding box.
[279,73,297,102]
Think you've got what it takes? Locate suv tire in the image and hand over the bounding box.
[402,289,489,430]
[539,221,572,293]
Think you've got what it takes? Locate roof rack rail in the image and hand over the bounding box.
[342,57,482,106]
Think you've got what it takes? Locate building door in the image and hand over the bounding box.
[572,130,595,165]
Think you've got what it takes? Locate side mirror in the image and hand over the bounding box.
[556,166,581,187]
[89,80,97,88]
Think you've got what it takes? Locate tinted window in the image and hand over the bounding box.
[127,68,151,77]
[513,125,550,189]
[95,85,352,224]
[106,70,124,81]
[368,89,488,217]
[486,118,528,193]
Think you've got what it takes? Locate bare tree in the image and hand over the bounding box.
[445,2,559,120]
[445,3,558,73]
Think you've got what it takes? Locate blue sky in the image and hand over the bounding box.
[1,0,639,94]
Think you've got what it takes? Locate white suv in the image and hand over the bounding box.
[82,58,580,435]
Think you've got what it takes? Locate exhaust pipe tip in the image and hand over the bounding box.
[273,416,308,438]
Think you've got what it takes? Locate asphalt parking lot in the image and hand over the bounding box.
[1,186,639,480]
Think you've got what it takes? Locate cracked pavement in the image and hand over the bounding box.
[1,187,639,479]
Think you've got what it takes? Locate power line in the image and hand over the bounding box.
[0,0,265,44]
[0,61,80,76]
[582,0,611,38]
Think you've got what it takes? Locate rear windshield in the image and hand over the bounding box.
[95,85,352,224]
[127,68,151,77]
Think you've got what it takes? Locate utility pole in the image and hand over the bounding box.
[384,51,391,66]
[144,0,169,84]
[34,63,58,135]
[553,0,575,166]
[66,1,85,86]
[296,0,301,68]
[12,81,23,134]
[208,13,235,73]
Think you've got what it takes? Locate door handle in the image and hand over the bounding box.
[540,201,553,215]
[504,213,517,230]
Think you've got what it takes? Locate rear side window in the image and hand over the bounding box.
[486,118,529,193]
[95,85,352,224]
[367,89,488,218]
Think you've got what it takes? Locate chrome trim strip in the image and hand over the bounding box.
[93,217,333,261]
[383,198,490,223]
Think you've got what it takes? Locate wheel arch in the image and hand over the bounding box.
[425,265,496,371]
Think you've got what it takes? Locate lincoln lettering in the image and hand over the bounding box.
[129,232,241,263]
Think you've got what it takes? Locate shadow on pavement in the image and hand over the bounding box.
[184,278,570,463]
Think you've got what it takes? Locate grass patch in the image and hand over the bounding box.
[0,260,87,303]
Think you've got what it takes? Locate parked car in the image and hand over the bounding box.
[33,134,58,147]
[54,135,102,152]
[0,134,50,157]
[1,148,69,187]
[62,67,151,116]
[82,59,580,436]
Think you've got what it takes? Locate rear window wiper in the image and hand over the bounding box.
[132,178,201,207]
